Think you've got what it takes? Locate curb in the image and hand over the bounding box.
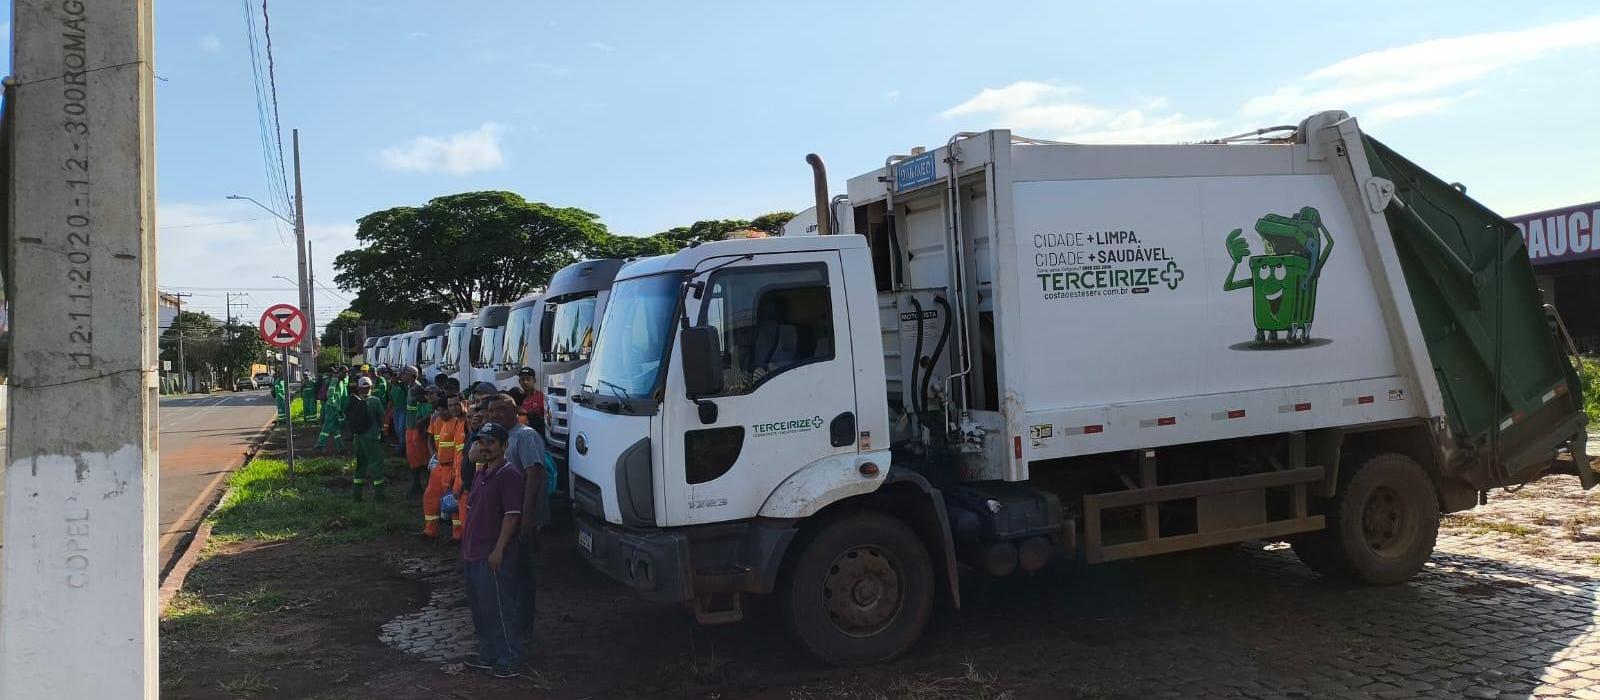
[156,416,325,613]
[156,415,280,585]
[158,521,212,613]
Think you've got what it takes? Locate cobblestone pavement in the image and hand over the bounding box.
[379,558,474,663]
[381,476,1600,699]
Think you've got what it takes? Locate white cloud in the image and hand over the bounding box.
[939,81,1221,143]
[406,31,427,40]
[585,41,615,52]
[198,34,221,53]
[1241,15,1600,119]
[379,123,508,176]
[883,90,900,103]
[156,202,357,322]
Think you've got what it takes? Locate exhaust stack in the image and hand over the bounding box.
[805,153,831,236]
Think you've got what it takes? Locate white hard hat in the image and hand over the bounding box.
[356,376,374,388]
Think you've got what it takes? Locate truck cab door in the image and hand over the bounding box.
[661,251,859,526]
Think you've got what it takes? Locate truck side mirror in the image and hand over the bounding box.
[680,325,723,397]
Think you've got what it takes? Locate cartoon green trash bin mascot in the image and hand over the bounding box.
[1223,206,1334,345]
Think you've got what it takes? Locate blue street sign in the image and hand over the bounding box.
[894,151,938,191]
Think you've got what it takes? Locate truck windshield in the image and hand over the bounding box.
[503,305,536,367]
[476,326,502,366]
[584,274,683,401]
[444,324,469,366]
[545,294,598,363]
[418,337,437,365]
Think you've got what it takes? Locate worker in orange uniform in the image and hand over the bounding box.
[453,400,490,541]
[421,394,465,539]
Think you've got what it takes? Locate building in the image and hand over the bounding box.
[1510,200,1600,352]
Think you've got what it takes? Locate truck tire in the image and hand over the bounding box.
[779,511,934,666]
[1295,452,1439,584]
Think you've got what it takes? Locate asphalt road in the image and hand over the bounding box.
[155,391,279,572]
[0,390,278,575]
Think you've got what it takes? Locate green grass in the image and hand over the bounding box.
[1578,358,1600,424]
[164,587,293,635]
[207,455,415,546]
[1440,513,1540,537]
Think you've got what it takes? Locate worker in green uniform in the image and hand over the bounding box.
[301,373,319,423]
[315,365,349,455]
[391,366,418,454]
[406,380,435,496]
[349,375,389,501]
[272,377,289,424]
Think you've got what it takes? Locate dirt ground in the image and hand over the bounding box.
[162,449,1600,699]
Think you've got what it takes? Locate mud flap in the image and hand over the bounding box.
[1575,432,1598,491]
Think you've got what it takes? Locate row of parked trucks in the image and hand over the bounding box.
[359,111,1600,667]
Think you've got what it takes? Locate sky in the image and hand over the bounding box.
[7,1,1600,329]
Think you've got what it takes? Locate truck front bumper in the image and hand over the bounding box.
[573,513,797,605]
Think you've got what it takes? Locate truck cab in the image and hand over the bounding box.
[439,313,475,387]
[356,336,379,366]
[472,304,511,390]
[372,335,392,367]
[497,292,544,392]
[416,322,449,384]
[540,258,627,505]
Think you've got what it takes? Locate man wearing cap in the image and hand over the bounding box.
[459,421,528,678]
[484,393,549,634]
[350,375,389,500]
[315,365,348,455]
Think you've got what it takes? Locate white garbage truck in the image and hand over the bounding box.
[567,112,1596,666]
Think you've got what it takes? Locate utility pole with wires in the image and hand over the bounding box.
[291,129,313,381]
[2,0,160,695]
[172,292,192,392]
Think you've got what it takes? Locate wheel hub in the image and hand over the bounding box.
[1361,485,1413,557]
[822,545,903,638]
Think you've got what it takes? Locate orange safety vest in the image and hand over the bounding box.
[436,417,465,467]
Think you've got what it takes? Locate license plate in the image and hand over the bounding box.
[577,528,593,553]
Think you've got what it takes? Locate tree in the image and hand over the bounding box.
[316,346,344,372]
[320,310,363,353]
[160,310,221,375]
[334,191,605,326]
[584,211,797,259]
[213,322,270,381]
[750,211,796,236]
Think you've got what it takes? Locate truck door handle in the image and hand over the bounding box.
[830,412,855,448]
[697,400,719,425]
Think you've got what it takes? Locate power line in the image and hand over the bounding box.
[160,217,262,230]
[261,0,292,221]
[240,0,292,217]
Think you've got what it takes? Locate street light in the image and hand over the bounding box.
[231,193,312,378]
[225,194,294,226]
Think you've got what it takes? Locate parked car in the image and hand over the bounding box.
[254,373,274,387]
[232,377,258,391]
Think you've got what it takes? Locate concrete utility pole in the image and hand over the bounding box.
[308,239,318,359]
[172,291,191,392]
[292,129,312,380]
[3,0,160,697]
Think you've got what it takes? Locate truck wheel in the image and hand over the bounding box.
[1305,452,1439,584]
[779,511,934,666]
